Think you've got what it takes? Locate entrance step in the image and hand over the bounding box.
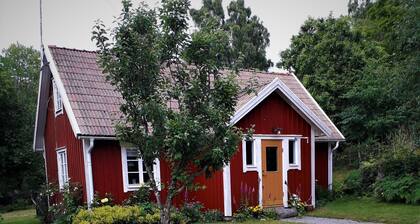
[271,207,298,219]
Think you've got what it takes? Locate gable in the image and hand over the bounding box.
[231,78,331,137]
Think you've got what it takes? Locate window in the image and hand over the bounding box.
[288,138,301,169]
[56,148,69,189]
[242,139,257,172]
[52,80,62,114]
[122,148,161,192]
[245,140,254,165]
[289,140,296,164]
[266,147,278,171]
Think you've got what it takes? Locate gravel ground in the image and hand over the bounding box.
[283,216,381,224]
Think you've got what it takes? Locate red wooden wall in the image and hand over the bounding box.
[44,84,87,201]
[233,92,313,209]
[315,142,329,189]
[90,140,225,212]
[91,140,128,203]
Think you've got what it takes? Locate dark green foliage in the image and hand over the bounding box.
[343,170,363,195]
[279,0,419,146]
[179,202,203,223]
[201,209,224,223]
[190,0,272,71]
[0,43,44,207]
[374,175,420,204]
[123,186,152,206]
[92,0,243,222]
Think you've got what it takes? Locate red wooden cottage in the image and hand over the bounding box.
[33,46,345,216]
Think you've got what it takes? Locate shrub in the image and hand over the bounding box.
[48,183,84,224]
[315,184,334,206]
[201,209,223,222]
[343,170,363,195]
[288,194,306,216]
[180,202,203,223]
[73,205,161,224]
[92,193,114,208]
[123,185,151,206]
[374,175,420,204]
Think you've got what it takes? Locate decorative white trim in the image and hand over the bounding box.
[328,143,333,191]
[223,164,232,216]
[121,147,161,192]
[230,78,331,137]
[310,128,316,207]
[83,138,95,208]
[291,73,345,140]
[44,47,81,136]
[242,139,258,172]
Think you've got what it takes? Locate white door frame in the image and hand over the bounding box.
[252,134,303,207]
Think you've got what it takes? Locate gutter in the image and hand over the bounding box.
[331,141,340,151]
[83,138,95,208]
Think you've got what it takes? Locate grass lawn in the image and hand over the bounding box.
[0,209,41,224]
[310,197,420,224]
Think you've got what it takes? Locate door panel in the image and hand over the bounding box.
[262,140,283,207]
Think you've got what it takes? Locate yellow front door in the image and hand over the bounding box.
[262,139,283,207]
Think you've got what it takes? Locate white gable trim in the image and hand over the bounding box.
[290,73,345,140]
[230,78,332,137]
[44,46,81,137]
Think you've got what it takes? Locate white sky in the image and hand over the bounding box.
[0,0,348,70]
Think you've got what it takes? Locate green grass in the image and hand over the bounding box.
[310,197,420,224]
[0,209,41,224]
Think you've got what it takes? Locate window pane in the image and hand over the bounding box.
[143,172,151,183]
[266,147,278,171]
[126,150,138,160]
[128,173,140,185]
[289,140,295,164]
[245,140,253,165]
[127,161,139,172]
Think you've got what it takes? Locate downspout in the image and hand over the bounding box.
[83,138,95,208]
[332,141,340,151]
[328,141,340,191]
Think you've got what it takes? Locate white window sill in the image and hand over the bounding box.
[243,165,258,172]
[288,164,301,170]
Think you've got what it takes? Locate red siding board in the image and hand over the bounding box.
[44,85,86,202]
[91,140,128,204]
[315,143,329,189]
[233,93,313,209]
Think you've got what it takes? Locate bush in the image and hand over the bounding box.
[123,186,151,206]
[201,209,223,223]
[73,205,160,224]
[180,202,203,223]
[48,183,84,224]
[343,170,363,195]
[374,175,420,204]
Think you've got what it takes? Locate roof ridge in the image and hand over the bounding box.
[237,68,291,76]
[48,45,97,53]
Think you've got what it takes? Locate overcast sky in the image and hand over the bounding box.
[0,0,348,70]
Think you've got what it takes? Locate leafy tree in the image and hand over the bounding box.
[190,0,272,71]
[92,0,243,223]
[279,0,419,147]
[278,16,383,127]
[0,43,44,205]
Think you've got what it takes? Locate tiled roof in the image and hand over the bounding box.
[48,46,344,141]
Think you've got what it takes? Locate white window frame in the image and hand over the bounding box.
[287,138,301,169]
[56,148,69,190]
[121,148,161,192]
[242,138,258,172]
[52,79,63,115]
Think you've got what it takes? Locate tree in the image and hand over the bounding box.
[92,0,243,223]
[0,43,44,205]
[278,16,383,125]
[190,0,273,71]
[278,0,419,144]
